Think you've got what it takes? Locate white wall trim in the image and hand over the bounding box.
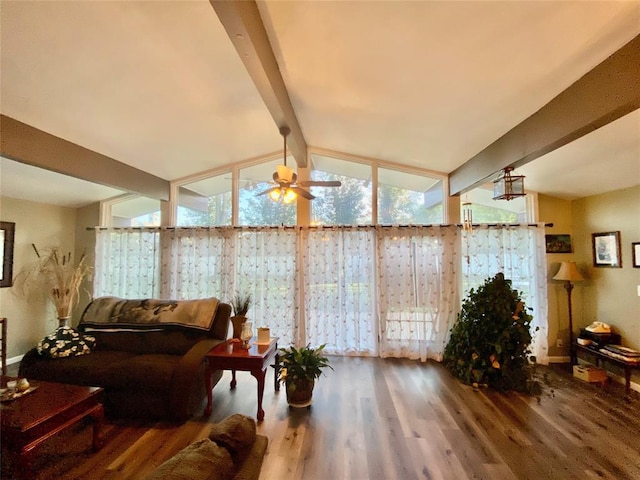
[7,354,24,366]
[548,356,571,363]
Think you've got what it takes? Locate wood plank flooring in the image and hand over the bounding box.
[2,357,639,479]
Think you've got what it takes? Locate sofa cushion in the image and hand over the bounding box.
[144,438,234,480]
[21,350,136,386]
[209,414,257,464]
[89,330,202,355]
[99,354,176,391]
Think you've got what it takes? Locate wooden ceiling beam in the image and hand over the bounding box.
[1,115,170,201]
[449,34,640,196]
[210,0,307,167]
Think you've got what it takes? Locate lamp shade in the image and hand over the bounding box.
[553,261,584,282]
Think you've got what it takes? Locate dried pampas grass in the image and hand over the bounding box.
[15,244,92,319]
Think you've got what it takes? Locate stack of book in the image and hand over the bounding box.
[599,345,640,364]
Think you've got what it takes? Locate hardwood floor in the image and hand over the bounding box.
[3,357,639,479]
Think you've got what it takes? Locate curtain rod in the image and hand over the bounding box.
[87,223,553,231]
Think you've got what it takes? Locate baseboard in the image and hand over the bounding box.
[7,354,24,366]
[547,356,571,364]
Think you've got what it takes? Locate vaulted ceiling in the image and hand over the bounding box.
[1,1,639,208]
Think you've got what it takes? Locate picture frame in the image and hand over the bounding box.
[545,234,572,253]
[592,231,622,268]
[0,221,15,288]
[633,242,640,268]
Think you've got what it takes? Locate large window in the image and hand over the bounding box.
[378,167,443,224]
[177,173,232,226]
[110,195,161,227]
[310,155,372,225]
[460,186,529,223]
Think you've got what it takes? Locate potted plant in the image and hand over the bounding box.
[277,344,333,408]
[443,272,540,394]
[230,292,253,339]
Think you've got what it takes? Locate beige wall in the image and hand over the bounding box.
[529,188,640,363]
[572,186,640,349]
[0,196,77,359]
[539,194,575,359]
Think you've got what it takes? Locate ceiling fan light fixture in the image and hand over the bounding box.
[276,164,295,183]
[269,188,282,201]
[493,167,526,201]
[282,188,296,204]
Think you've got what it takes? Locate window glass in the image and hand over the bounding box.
[177,173,232,226]
[461,186,527,223]
[111,196,161,226]
[377,168,443,224]
[310,155,372,225]
[238,159,296,226]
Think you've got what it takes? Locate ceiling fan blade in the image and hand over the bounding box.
[256,186,280,197]
[291,186,315,200]
[298,180,342,187]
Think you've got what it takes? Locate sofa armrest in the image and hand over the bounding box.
[169,338,224,419]
[234,434,268,480]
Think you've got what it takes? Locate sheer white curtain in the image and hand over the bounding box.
[302,227,377,356]
[461,225,548,364]
[93,224,547,363]
[377,226,460,361]
[162,227,299,346]
[161,227,232,299]
[94,229,161,298]
[232,227,299,347]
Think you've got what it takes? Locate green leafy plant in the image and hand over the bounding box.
[231,292,252,317]
[277,344,333,388]
[443,273,539,393]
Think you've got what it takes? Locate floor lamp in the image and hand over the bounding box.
[553,261,584,364]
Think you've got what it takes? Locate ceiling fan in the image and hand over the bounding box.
[256,127,341,203]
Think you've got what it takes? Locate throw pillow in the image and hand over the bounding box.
[209,414,257,464]
[37,326,97,358]
[144,438,234,480]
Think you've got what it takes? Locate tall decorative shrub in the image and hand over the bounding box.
[443,273,538,393]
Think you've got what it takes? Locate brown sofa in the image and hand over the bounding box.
[19,296,231,421]
[145,414,268,480]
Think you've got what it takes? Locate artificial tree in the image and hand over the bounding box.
[443,272,539,393]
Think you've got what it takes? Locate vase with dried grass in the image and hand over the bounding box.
[230,293,253,340]
[17,244,91,328]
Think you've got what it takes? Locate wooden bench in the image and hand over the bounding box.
[576,344,640,395]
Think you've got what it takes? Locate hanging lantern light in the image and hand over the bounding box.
[493,167,526,201]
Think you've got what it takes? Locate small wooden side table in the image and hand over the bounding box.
[576,344,640,395]
[204,337,279,421]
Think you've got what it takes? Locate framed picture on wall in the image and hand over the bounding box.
[592,231,622,268]
[633,242,640,268]
[545,234,572,253]
[0,221,15,288]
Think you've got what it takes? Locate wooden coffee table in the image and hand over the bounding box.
[204,337,279,421]
[1,377,104,478]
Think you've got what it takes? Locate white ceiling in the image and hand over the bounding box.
[1,0,639,208]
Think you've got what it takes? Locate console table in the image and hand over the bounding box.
[576,344,640,395]
[204,338,279,421]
